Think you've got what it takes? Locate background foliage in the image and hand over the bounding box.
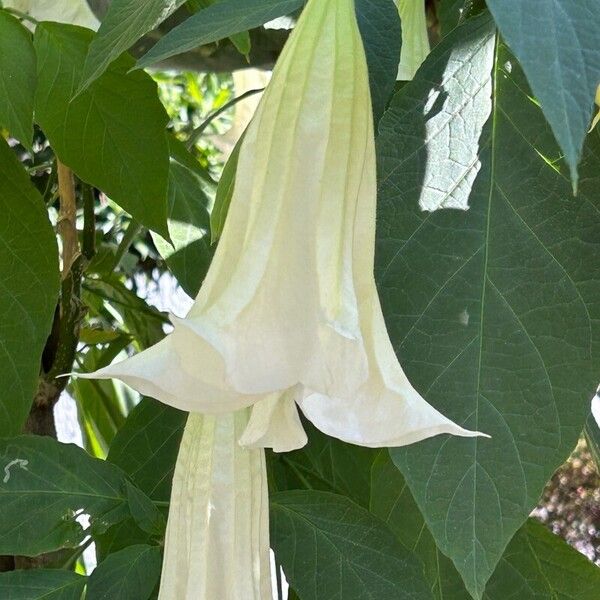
[0,0,598,598]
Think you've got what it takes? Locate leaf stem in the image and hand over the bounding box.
[186,87,264,150]
[82,184,96,261]
[111,219,143,271]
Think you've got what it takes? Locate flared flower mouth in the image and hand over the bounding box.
[80,0,486,454]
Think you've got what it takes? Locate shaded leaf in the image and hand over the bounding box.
[0,569,86,600]
[125,480,166,536]
[0,11,36,147]
[377,13,600,598]
[210,132,244,243]
[485,520,600,600]
[0,435,131,555]
[0,138,59,437]
[271,490,433,600]
[34,23,170,238]
[355,0,402,123]
[486,0,600,185]
[87,544,161,600]
[136,0,303,69]
[152,139,214,297]
[79,0,189,92]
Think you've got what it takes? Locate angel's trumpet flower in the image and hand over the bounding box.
[395,0,430,80]
[82,0,485,596]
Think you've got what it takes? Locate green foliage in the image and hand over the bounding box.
[486,0,600,186]
[136,0,304,69]
[151,139,215,297]
[79,0,189,92]
[86,544,161,600]
[0,569,86,600]
[0,10,36,147]
[0,138,59,437]
[271,490,434,600]
[378,13,600,597]
[34,23,171,238]
[0,2,599,598]
[0,435,155,555]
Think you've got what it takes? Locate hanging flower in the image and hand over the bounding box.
[82,0,485,596]
[2,0,99,29]
[84,0,481,452]
[159,411,271,600]
[395,0,431,80]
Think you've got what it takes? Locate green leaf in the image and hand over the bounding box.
[79,0,189,93]
[87,544,161,600]
[271,490,434,600]
[269,420,377,508]
[0,435,132,555]
[355,0,401,123]
[377,12,600,597]
[82,276,168,350]
[370,452,469,599]
[486,0,600,185]
[136,0,304,69]
[0,138,59,437]
[152,139,214,297]
[210,132,243,243]
[125,480,166,536]
[34,23,170,238]
[485,520,600,599]
[0,569,86,600]
[0,11,36,147]
[108,398,186,501]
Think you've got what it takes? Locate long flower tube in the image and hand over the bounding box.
[159,411,271,600]
[81,0,486,596]
[395,0,430,80]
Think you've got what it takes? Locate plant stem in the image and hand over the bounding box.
[186,87,264,150]
[82,184,96,261]
[3,7,38,24]
[57,161,80,279]
[111,219,143,271]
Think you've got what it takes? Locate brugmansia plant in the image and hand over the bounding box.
[0,0,599,600]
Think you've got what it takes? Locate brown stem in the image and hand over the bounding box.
[57,161,80,279]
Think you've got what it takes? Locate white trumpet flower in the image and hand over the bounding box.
[160,411,271,599]
[395,0,430,80]
[82,0,485,596]
[2,0,99,29]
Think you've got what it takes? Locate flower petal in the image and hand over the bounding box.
[159,411,272,600]
[395,0,431,80]
[78,331,260,414]
[239,389,308,453]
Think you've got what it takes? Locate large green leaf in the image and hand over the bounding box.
[0,569,86,600]
[486,0,600,185]
[377,13,600,598]
[79,0,189,92]
[0,139,59,437]
[486,520,600,599]
[34,23,170,238]
[87,544,161,600]
[371,452,600,599]
[152,139,214,298]
[371,453,469,599]
[271,490,433,600]
[0,435,132,555]
[108,397,186,502]
[136,0,303,69]
[0,11,36,147]
[355,0,401,123]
